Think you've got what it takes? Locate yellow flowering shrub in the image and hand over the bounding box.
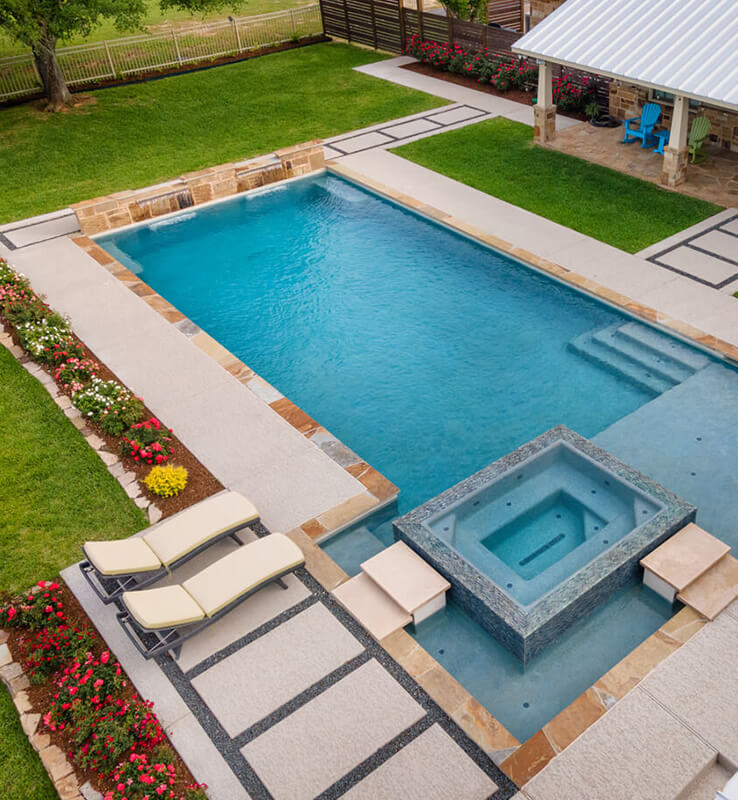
[143,465,188,498]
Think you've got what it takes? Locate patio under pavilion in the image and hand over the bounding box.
[512,0,738,195]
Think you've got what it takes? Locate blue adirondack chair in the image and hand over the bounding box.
[622,103,662,148]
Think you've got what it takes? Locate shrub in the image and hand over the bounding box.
[121,418,175,465]
[553,73,596,111]
[512,61,538,90]
[73,378,145,436]
[105,753,208,800]
[54,356,99,393]
[0,285,53,326]
[21,624,96,684]
[0,259,29,290]
[15,318,82,364]
[144,465,188,498]
[0,580,67,631]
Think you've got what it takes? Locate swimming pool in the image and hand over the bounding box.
[98,171,728,741]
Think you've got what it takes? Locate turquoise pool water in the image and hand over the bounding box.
[99,172,721,742]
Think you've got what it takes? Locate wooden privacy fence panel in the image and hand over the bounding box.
[0,5,322,101]
[320,0,403,50]
[487,0,524,31]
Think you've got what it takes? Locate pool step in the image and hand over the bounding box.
[332,542,450,640]
[568,321,708,396]
[332,573,412,641]
[677,554,738,620]
[641,523,738,619]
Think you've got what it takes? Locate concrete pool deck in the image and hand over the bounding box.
[514,601,738,800]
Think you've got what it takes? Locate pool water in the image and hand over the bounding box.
[486,493,592,578]
[99,173,721,742]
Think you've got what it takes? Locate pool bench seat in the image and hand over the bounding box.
[80,490,260,603]
[117,532,305,659]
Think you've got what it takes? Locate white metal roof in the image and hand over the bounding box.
[512,0,738,112]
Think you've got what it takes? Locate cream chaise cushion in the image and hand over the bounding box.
[123,585,205,630]
[84,538,162,576]
[183,533,304,617]
[143,491,259,567]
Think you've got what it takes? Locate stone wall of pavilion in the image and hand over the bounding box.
[609,83,738,152]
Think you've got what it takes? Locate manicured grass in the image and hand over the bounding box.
[393,118,722,253]
[0,346,147,594]
[0,0,302,56]
[0,689,57,800]
[0,43,445,223]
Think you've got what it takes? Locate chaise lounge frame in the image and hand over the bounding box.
[80,521,254,604]
[115,564,299,660]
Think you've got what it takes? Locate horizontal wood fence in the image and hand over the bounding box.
[0,5,322,102]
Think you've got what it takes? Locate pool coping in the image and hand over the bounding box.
[65,162,721,784]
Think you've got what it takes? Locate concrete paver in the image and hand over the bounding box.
[241,659,425,800]
[192,604,364,735]
[342,723,497,800]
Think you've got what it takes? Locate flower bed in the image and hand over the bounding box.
[0,257,219,518]
[403,34,596,114]
[0,580,206,800]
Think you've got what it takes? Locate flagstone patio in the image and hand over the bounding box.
[547,122,738,209]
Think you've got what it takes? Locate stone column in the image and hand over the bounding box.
[534,60,556,144]
[662,94,690,187]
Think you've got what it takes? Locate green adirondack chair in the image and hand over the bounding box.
[689,117,711,163]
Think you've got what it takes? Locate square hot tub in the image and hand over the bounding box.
[394,426,695,662]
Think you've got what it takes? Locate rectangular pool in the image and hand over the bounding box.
[98,171,721,741]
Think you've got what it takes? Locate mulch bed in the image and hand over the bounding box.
[3,322,223,521]
[4,580,199,798]
[401,61,589,122]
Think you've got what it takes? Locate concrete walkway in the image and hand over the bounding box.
[330,149,738,350]
[0,235,369,534]
[62,526,517,800]
[637,209,738,294]
[352,57,582,131]
[514,602,738,800]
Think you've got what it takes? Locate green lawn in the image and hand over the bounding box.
[0,346,147,594]
[392,118,722,253]
[0,43,445,223]
[0,690,57,800]
[0,0,305,56]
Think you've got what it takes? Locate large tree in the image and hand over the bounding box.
[0,0,242,111]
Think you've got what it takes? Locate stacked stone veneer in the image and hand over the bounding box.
[529,0,566,26]
[609,83,738,152]
[72,141,325,235]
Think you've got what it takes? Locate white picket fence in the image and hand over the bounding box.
[0,5,322,101]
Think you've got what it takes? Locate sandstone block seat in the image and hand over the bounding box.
[118,533,305,659]
[80,490,259,603]
[641,523,738,619]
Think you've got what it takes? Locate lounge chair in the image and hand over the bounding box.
[80,491,259,603]
[622,102,661,148]
[689,116,711,162]
[116,533,305,659]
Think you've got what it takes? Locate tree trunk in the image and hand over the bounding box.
[32,33,73,111]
